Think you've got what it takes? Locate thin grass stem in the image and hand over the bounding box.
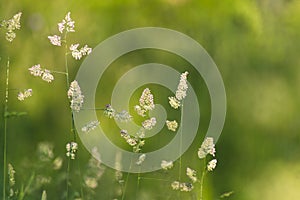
[3,58,10,200]
[63,32,83,199]
[139,177,172,182]
[177,103,184,199]
[136,171,141,199]
[199,157,207,200]
[50,70,68,75]
[66,158,70,200]
[63,32,71,200]
[178,103,184,180]
[121,159,133,200]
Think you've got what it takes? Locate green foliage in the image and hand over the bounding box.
[1,0,300,199]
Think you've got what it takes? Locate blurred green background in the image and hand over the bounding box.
[1,0,300,199]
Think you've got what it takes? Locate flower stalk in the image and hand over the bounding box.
[3,58,10,200]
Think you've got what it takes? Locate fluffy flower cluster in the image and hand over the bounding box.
[176,71,189,100]
[48,35,61,46]
[142,117,156,130]
[133,88,157,146]
[186,167,197,183]
[170,166,197,192]
[168,71,189,109]
[67,80,84,112]
[171,181,193,192]
[82,120,100,133]
[120,130,145,153]
[17,89,32,101]
[198,137,216,159]
[161,160,173,170]
[198,137,218,172]
[66,142,78,160]
[48,12,92,60]
[207,159,217,171]
[166,120,178,132]
[136,154,146,165]
[114,110,132,122]
[134,88,155,117]
[104,104,132,122]
[120,129,137,146]
[58,12,75,33]
[104,104,115,118]
[8,163,16,187]
[48,12,74,46]
[70,43,92,60]
[28,64,54,83]
[0,12,22,42]
[139,88,155,111]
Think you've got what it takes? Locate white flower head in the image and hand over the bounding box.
[198,137,216,159]
[70,43,79,51]
[8,163,16,187]
[104,104,115,118]
[1,12,22,42]
[186,167,197,183]
[171,181,193,192]
[28,64,54,83]
[82,120,100,133]
[29,64,43,77]
[207,159,217,171]
[7,12,22,30]
[70,43,92,60]
[67,80,84,112]
[84,177,98,189]
[136,154,146,165]
[17,89,32,101]
[48,35,61,46]
[42,70,54,83]
[161,160,173,170]
[58,12,75,33]
[73,50,82,60]
[175,71,189,101]
[168,96,180,109]
[120,130,130,139]
[166,120,178,132]
[80,44,92,55]
[168,71,189,109]
[65,12,75,32]
[134,105,146,117]
[180,182,194,192]
[120,130,138,147]
[114,110,132,122]
[139,88,155,111]
[5,31,16,42]
[66,142,78,160]
[171,181,180,190]
[142,117,156,130]
[127,138,137,146]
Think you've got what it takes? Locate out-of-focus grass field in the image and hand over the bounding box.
[1,0,300,199]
